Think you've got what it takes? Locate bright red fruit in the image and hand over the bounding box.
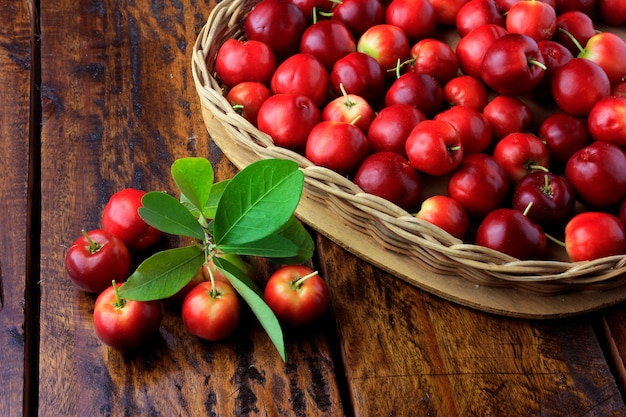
[306,121,370,176]
[596,0,626,26]
[271,53,330,107]
[506,0,557,42]
[244,0,308,60]
[578,32,626,87]
[226,82,272,126]
[385,72,444,118]
[386,0,437,41]
[442,75,489,111]
[448,153,510,219]
[455,0,505,38]
[434,105,492,155]
[587,95,626,147]
[405,120,463,176]
[476,207,547,260]
[354,152,422,211]
[322,91,375,134]
[300,19,356,71]
[565,141,626,208]
[264,265,329,326]
[481,33,546,96]
[102,188,163,250]
[428,0,471,26]
[214,39,277,87]
[257,93,321,153]
[65,229,131,293]
[456,24,508,80]
[538,112,590,165]
[366,103,426,155]
[482,95,534,140]
[182,280,241,341]
[330,51,385,101]
[553,11,596,56]
[565,212,626,262]
[511,172,575,227]
[551,58,611,117]
[409,39,459,86]
[330,0,386,37]
[492,132,550,183]
[357,24,411,75]
[93,283,163,351]
[416,195,470,240]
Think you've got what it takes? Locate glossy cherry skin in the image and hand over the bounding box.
[244,0,308,60]
[551,58,611,117]
[257,93,321,153]
[357,24,411,75]
[434,105,492,155]
[481,33,546,96]
[505,0,557,42]
[409,39,459,87]
[416,195,470,240]
[492,132,550,183]
[565,141,626,208]
[442,75,489,111]
[93,283,163,351]
[215,39,277,88]
[405,120,463,176]
[455,0,505,38]
[65,229,131,293]
[447,153,510,219]
[482,95,534,141]
[386,0,437,41]
[306,121,370,176]
[456,24,508,80]
[182,280,241,341]
[367,103,426,156]
[330,51,385,102]
[300,19,356,71]
[538,112,590,166]
[565,212,626,262]
[587,95,626,147]
[553,11,596,56]
[330,0,385,37]
[271,53,330,107]
[476,208,547,260]
[385,72,444,118]
[512,172,576,227]
[596,0,626,26]
[102,188,163,250]
[354,152,422,211]
[226,82,272,126]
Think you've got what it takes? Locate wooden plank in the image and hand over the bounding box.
[0,2,35,416]
[319,236,626,416]
[37,1,344,415]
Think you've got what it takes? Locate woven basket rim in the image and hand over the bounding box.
[191,0,626,296]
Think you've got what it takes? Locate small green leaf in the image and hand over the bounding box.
[204,179,229,219]
[213,256,287,361]
[139,192,205,240]
[218,233,300,258]
[269,216,315,264]
[214,159,304,246]
[171,157,214,213]
[118,245,205,301]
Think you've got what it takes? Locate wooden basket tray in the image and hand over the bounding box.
[191,0,626,318]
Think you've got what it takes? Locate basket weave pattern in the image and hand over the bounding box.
[192,0,626,295]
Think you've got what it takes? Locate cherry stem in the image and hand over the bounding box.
[528,164,549,173]
[522,201,534,217]
[350,114,362,125]
[558,27,585,54]
[82,229,102,254]
[112,280,126,309]
[339,83,356,108]
[293,270,319,288]
[546,233,565,247]
[528,58,547,71]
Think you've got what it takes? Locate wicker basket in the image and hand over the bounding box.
[192,0,626,317]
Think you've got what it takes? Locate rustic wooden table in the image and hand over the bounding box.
[2,1,626,416]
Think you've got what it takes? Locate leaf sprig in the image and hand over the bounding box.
[117,157,314,361]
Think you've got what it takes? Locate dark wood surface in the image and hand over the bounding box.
[1,1,625,416]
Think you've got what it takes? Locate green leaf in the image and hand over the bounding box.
[139,191,205,240]
[213,159,304,246]
[204,179,229,219]
[118,245,205,301]
[213,256,287,361]
[171,157,214,213]
[269,216,315,265]
[218,233,300,258]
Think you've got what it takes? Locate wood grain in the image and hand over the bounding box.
[318,235,626,416]
[0,2,35,416]
[37,1,344,415]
